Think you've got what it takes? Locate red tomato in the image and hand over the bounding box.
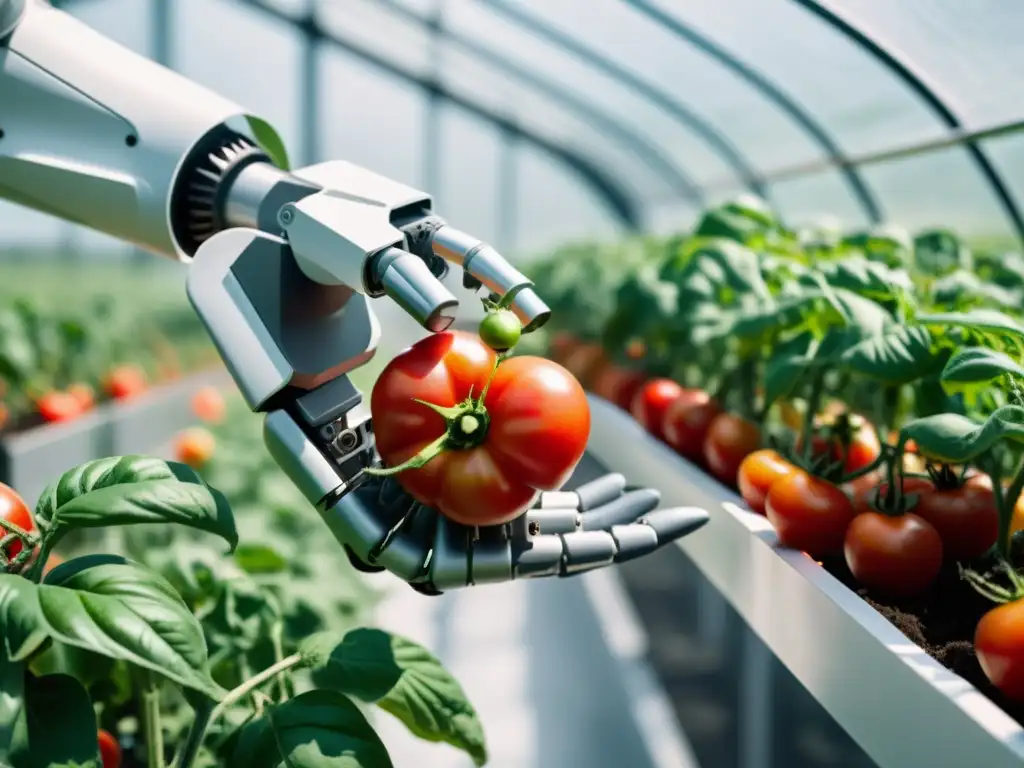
[765,470,856,557]
[663,390,721,462]
[976,601,1024,700]
[191,385,226,424]
[591,364,628,403]
[703,413,761,486]
[844,512,942,597]
[613,372,648,413]
[98,729,121,768]
[0,482,34,560]
[914,484,999,562]
[737,450,796,515]
[36,391,82,423]
[104,364,147,400]
[372,331,590,526]
[67,383,95,411]
[630,379,683,441]
[0,402,7,430]
[800,416,882,475]
[174,427,216,469]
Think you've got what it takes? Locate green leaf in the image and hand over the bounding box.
[810,257,913,300]
[13,674,100,768]
[0,649,28,766]
[918,309,1024,355]
[941,347,1024,389]
[763,333,815,408]
[34,556,223,699]
[0,576,48,661]
[34,456,237,552]
[245,115,291,171]
[302,628,487,766]
[233,543,289,575]
[929,270,1019,311]
[669,239,771,307]
[230,689,393,768]
[840,325,941,384]
[840,225,912,268]
[900,405,1024,463]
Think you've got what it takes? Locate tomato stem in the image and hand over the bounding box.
[143,672,165,768]
[962,564,1019,605]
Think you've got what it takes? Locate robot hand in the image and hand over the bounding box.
[181,152,709,590]
[341,472,709,594]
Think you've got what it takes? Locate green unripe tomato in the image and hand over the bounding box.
[479,310,522,351]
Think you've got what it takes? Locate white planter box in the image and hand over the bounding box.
[586,395,1024,768]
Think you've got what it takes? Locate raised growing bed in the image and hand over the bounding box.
[0,369,231,509]
[586,394,1024,768]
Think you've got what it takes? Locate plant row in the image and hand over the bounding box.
[523,196,1024,722]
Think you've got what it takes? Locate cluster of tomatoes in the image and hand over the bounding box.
[0,363,151,431]
[551,334,1024,702]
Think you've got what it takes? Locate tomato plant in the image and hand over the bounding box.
[371,330,589,526]
[0,441,488,767]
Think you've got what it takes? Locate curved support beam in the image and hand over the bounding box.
[621,0,883,223]
[480,0,768,201]
[792,0,1024,246]
[377,0,703,204]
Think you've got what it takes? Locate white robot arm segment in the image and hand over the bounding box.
[0,0,710,592]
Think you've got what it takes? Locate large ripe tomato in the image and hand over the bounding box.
[765,470,856,557]
[630,379,683,441]
[737,449,796,515]
[663,389,721,462]
[372,331,590,526]
[98,729,122,768]
[0,482,35,559]
[703,413,761,487]
[914,484,998,562]
[976,600,1024,700]
[844,512,943,597]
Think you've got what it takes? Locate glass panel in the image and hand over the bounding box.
[823,0,1024,130]
[975,133,1024,252]
[657,0,946,157]
[319,48,427,189]
[469,0,828,172]
[646,201,700,238]
[514,145,626,258]
[317,0,434,77]
[438,45,662,205]
[859,148,1016,245]
[179,0,302,154]
[768,170,874,232]
[440,1,743,188]
[436,105,502,248]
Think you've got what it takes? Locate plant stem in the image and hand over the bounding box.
[143,674,165,768]
[801,372,825,463]
[172,699,213,768]
[208,654,303,726]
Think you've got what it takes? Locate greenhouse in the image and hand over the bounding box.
[3,0,1024,767]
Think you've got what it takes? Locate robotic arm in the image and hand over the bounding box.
[0,0,709,592]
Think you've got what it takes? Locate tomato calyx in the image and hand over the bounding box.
[924,462,968,491]
[367,357,505,478]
